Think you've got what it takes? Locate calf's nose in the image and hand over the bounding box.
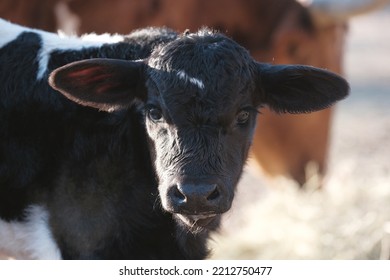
[168,182,223,214]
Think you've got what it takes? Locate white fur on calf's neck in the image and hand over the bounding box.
[0,205,61,260]
[0,18,124,81]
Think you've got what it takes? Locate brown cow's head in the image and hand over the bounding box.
[49,29,348,231]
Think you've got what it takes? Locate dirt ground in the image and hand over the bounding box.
[210,7,390,259]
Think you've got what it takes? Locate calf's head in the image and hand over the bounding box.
[49,30,348,230]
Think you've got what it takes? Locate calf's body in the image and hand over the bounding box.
[0,22,203,259]
[0,19,348,259]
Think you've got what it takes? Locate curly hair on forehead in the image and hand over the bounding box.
[148,28,253,74]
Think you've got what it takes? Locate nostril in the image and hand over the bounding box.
[207,186,220,201]
[173,186,186,201]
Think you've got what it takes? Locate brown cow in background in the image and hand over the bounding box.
[1,0,386,186]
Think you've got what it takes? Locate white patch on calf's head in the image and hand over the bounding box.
[0,206,61,259]
[177,70,205,90]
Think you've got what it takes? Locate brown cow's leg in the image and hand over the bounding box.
[249,13,347,187]
[250,107,333,187]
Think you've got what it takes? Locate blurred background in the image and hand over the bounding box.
[1,0,389,259]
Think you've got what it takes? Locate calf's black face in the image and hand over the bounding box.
[143,33,260,228]
[49,29,348,230]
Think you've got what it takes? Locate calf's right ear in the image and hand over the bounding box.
[49,58,146,112]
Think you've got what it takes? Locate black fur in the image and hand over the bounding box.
[0,22,348,259]
[1,28,209,259]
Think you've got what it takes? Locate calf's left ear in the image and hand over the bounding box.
[256,63,349,113]
[49,58,146,112]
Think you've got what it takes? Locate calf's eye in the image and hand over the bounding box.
[236,110,250,125]
[147,107,163,122]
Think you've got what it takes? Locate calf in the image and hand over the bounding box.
[0,19,348,259]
